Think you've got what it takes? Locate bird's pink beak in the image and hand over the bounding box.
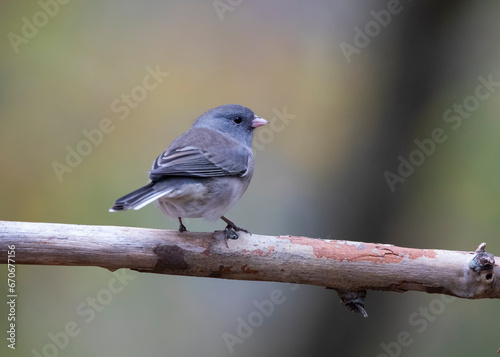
[251,115,269,128]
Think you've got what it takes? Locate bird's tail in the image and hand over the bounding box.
[109,183,168,212]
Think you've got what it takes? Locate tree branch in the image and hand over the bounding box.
[1,220,498,316]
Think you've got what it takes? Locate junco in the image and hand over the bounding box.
[109,104,268,239]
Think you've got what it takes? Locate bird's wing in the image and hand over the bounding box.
[149,131,251,180]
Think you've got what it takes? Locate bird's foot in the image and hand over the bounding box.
[220,216,250,241]
[178,217,187,232]
[224,227,240,240]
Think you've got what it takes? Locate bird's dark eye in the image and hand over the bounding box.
[233,116,243,124]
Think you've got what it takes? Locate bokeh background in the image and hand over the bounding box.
[1,0,500,356]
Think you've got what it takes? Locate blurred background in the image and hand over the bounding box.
[1,0,500,356]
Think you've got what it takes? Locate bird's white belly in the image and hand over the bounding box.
[154,178,246,221]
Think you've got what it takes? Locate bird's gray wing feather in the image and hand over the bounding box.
[149,129,250,180]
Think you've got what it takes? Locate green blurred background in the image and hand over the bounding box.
[1,1,500,356]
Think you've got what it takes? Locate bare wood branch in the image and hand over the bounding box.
[0,220,498,302]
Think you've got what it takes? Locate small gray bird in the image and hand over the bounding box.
[109,104,268,239]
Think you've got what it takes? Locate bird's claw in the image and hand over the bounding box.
[224,227,240,240]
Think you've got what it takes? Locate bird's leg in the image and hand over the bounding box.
[178,217,187,232]
[220,216,250,240]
